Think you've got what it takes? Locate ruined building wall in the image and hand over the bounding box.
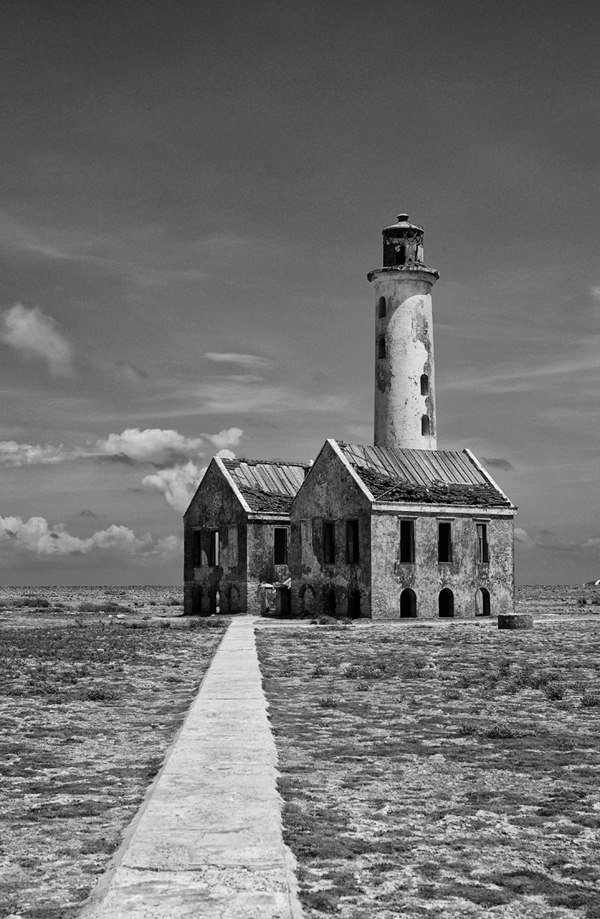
[290,443,372,618]
[183,463,248,615]
[246,519,291,615]
[370,508,514,620]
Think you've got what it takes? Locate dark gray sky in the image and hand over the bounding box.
[0,0,598,584]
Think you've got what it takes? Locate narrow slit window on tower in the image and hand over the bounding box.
[420,373,429,395]
[438,522,452,563]
[323,521,336,564]
[378,335,386,359]
[477,523,489,563]
[378,296,386,318]
[421,414,430,436]
[400,519,415,563]
[273,527,288,565]
[346,519,359,564]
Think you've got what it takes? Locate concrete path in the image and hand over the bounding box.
[81,616,303,919]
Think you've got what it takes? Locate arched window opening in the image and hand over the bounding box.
[348,588,361,619]
[421,415,430,436]
[301,585,315,617]
[210,588,221,615]
[378,296,386,318]
[439,588,454,618]
[324,586,336,616]
[378,335,386,359]
[476,587,491,617]
[400,587,417,618]
[191,586,203,616]
[420,374,429,395]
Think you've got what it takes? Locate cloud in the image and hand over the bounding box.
[204,427,243,450]
[0,304,73,376]
[0,441,70,466]
[96,428,204,465]
[114,361,150,384]
[515,527,600,555]
[482,457,514,471]
[0,516,151,557]
[203,352,272,370]
[142,461,204,513]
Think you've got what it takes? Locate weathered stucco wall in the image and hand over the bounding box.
[370,508,514,620]
[183,462,248,615]
[290,442,372,618]
[369,270,437,450]
[246,520,291,614]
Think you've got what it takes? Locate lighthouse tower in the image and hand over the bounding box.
[368,213,439,450]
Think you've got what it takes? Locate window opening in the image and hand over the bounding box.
[400,587,417,618]
[420,374,429,395]
[378,335,386,359]
[348,588,361,619]
[209,530,220,566]
[421,414,430,436]
[324,586,336,616]
[323,521,336,564]
[438,522,452,563]
[192,530,201,566]
[378,296,386,318]
[274,527,288,565]
[396,245,406,265]
[477,523,489,563]
[346,519,359,564]
[400,520,415,563]
[439,588,454,618]
[476,587,491,616]
[191,586,202,616]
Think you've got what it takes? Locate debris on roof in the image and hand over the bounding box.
[222,459,309,514]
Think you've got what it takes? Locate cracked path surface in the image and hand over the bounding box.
[81,616,303,919]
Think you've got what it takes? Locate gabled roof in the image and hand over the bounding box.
[220,458,309,514]
[336,442,513,509]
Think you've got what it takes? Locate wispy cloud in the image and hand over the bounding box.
[515,527,600,555]
[482,457,514,471]
[1,304,73,376]
[203,352,272,370]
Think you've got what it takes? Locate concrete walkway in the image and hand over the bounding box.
[82,616,303,919]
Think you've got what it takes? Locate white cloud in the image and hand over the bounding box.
[514,527,533,546]
[204,427,243,450]
[0,441,70,466]
[0,516,151,557]
[97,428,204,464]
[1,304,73,376]
[142,461,204,513]
[203,352,272,370]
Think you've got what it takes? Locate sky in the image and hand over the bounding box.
[0,0,598,585]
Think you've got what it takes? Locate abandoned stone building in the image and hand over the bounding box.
[183,212,516,618]
[183,456,308,615]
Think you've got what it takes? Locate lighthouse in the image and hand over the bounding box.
[368,213,439,450]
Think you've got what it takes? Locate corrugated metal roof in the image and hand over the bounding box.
[338,442,512,508]
[222,459,309,514]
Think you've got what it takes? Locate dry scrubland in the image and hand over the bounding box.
[1,584,599,919]
[257,585,600,919]
[0,587,229,919]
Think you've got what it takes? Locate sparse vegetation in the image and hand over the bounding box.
[0,588,228,918]
[256,597,600,919]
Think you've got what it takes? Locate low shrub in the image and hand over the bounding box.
[581,690,600,708]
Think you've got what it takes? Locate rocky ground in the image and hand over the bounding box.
[0,587,229,919]
[256,585,600,919]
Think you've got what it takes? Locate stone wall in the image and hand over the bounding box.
[370,509,514,619]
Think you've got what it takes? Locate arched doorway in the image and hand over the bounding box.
[228,585,241,614]
[476,587,491,616]
[439,588,454,618]
[210,588,221,615]
[324,586,336,616]
[301,585,315,617]
[191,586,202,616]
[278,586,291,617]
[400,588,417,618]
[348,588,361,619]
